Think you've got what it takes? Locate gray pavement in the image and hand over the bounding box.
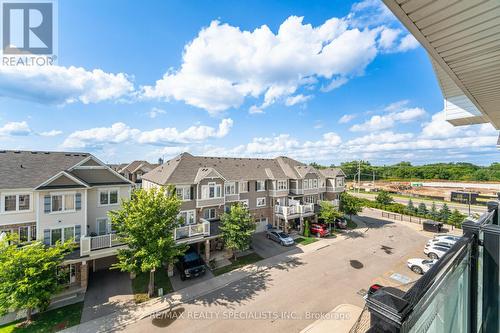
[120,213,430,333]
[81,270,134,323]
[251,232,304,258]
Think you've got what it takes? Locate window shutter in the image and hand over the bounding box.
[75,225,81,241]
[44,195,51,213]
[265,181,267,190]
[190,186,194,200]
[255,181,257,191]
[75,193,82,210]
[43,229,50,245]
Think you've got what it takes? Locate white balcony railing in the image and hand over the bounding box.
[274,203,315,218]
[327,186,345,192]
[269,189,289,197]
[80,233,124,256]
[174,220,210,241]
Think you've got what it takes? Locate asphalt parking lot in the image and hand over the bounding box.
[124,212,431,333]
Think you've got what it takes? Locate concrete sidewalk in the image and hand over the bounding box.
[63,233,352,333]
[300,304,364,333]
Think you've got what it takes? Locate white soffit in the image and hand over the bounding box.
[383,0,500,130]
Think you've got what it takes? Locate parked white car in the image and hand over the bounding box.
[427,235,460,247]
[407,258,438,274]
[424,244,450,259]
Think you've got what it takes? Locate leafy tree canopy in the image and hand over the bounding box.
[0,235,74,323]
[219,203,255,258]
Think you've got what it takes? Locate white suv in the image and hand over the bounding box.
[424,244,450,259]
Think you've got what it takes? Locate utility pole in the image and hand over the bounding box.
[357,160,361,193]
[372,170,375,187]
[468,190,471,216]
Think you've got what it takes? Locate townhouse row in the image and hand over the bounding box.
[0,150,345,299]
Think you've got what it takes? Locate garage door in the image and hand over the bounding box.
[255,218,268,233]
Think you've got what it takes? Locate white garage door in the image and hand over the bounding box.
[255,218,268,233]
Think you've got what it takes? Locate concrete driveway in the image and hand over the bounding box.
[170,266,215,291]
[251,232,304,258]
[81,269,134,322]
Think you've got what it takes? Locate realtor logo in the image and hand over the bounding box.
[1,0,57,66]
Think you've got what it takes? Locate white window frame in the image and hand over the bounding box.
[256,180,266,192]
[1,192,32,214]
[50,192,76,214]
[176,186,191,201]
[98,188,119,207]
[49,225,76,245]
[303,179,309,190]
[179,210,196,225]
[277,180,288,190]
[204,208,217,220]
[312,179,318,188]
[224,182,236,195]
[201,182,222,199]
[239,181,249,193]
[256,197,266,207]
[96,217,111,235]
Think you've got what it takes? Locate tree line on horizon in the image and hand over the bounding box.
[309,161,500,182]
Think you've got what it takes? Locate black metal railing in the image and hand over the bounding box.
[361,201,500,333]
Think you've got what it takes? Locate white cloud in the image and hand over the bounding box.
[339,114,356,124]
[0,66,134,105]
[141,16,381,114]
[350,107,426,132]
[0,121,31,136]
[39,130,63,137]
[62,118,233,149]
[285,94,312,106]
[384,99,409,112]
[378,27,401,50]
[148,107,166,119]
[396,34,420,52]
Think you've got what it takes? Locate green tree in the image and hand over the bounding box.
[407,199,416,213]
[340,193,362,221]
[319,201,342,231]
[417,202,428,215]
[448,209,465,228]
[430,202,438,219]
[219,202,256,259]
[376,191,394,206]
[110,186,187,297]
[0,235,74,324]
[439,203,451,222]
[303,220,311,237]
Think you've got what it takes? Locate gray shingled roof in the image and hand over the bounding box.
[319,168,345,178]
[142,153,341,185]
[0,150,89,189]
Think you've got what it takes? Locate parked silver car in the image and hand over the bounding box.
[266,229,294,246]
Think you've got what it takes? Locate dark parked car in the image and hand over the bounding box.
[176,251,206,281]
[310,223,329,237]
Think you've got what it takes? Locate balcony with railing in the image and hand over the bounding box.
[174,220,210,242]
[326,185,345,192]
[274,203,315,219]
[196,196,224,208]
[80,233,124,256]
[354,201,500,333]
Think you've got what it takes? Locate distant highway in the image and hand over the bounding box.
[350,192,487,215]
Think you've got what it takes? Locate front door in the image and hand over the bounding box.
[97,218,108,235]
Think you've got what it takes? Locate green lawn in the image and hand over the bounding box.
[212,253,263,276]
[295,237,319,245]
[132,268,173,303]
[0,302,83,333]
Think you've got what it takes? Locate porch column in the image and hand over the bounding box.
[80,261,88,290]
[284,218,288,233]
[205,239,210,262]
[299,216,304,234]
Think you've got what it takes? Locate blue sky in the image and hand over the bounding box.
[0,0,498,165]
